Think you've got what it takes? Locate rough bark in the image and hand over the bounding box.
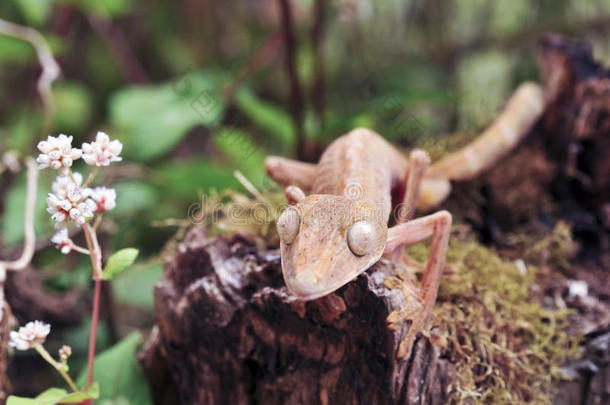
[140,227,454,405]
[538,34,610,241]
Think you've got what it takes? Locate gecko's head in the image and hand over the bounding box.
[277,194,387,300]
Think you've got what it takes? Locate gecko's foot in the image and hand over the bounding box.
[384,269,424,358]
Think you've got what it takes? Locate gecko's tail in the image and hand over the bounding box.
[427,82,546,182]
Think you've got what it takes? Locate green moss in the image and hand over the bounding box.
[524,221,575,274]
[408,231,577,404]
[196,188,286,248]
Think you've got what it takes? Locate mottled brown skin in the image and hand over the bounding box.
[266,82,546,357]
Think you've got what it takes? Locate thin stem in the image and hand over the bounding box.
[92,215,103,232]
[87,15,148,84]
[0,19,60,134]
[70,244,91,255]
[233,170,267,203]
[33,344,79,392]
[82,223,103,280]
[86,279,102,392]
[82,167,99,189]
[1,158,38,271]
[223,30,283,101]
[277,0,306,160]
[311,0,326,128]
[82,222,104,401]
[67,168,78,185]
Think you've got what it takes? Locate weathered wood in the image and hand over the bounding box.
[140,227,453,405]
[538,33,610,215]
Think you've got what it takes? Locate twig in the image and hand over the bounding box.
[277,0,306,160]
[87,15,149,84]
[0,158,38,273]
[85,278,102,395]
[83,224,103,280]
[223,30,283,101]
[33,344,79,392]
[82,223,104,402]
[0,19,60,136]
[233,170,267,203]
[311,0,326,127]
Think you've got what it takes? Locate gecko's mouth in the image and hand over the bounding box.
[284,274,341,301]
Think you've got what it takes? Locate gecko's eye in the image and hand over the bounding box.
[347,221,376,256]
[277,207,300,244]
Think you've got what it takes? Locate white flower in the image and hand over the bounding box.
[36,135,82,172]
[89,187,116,213]
[47,183,95,227]
[82,132,122,167]
[9,321,51,350]
[51,172,84,199]
[51,229,73,254]
[59,345,72,362]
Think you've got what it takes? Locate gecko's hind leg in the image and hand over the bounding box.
[416,82,545,211]
[426,82,545,183]
[390,149,430,266]
[397,149,430,224]
[384,210,452,358]
[265,156,316,192]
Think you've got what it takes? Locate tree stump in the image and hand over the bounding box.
[538,34,610,236]
[140,226,454,405]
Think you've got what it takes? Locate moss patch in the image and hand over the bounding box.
[407,230,577,404]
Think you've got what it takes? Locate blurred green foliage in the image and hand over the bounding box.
[76,333,152,405]
[1,0,610,401]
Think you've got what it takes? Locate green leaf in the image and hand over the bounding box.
[233,87,294,153]
[1,172,52,247]
[6,109,42,153]
[0,35,35,63]
[155,159,238,199]
[59,383,100,403]
[110,71,226,161]
[112,263,163,309]
[112,181,160,215]
[14,0,52,26]
[7,388,67,405]
[77,0,133,17]
[76,333,153,405]
[7,383,98,405]
[53,82,93,134]
[213,127,266,188]
[102,248,139,280]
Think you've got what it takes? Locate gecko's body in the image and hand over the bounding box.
[279,130,404,299]
[266,82,546,357]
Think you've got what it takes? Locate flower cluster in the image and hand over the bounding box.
[36,131,122,251]
[36,135,82,172]
[50,229,74,254]
[47,183,96,227]
[89,187,117,213]
[9,321,51,351]
[82,132,123,166]
[59,345,72,363]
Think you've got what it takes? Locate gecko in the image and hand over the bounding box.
[265,82,545,358]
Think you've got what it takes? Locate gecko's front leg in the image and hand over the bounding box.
[384,210,452,358]
[265,156,316,192]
